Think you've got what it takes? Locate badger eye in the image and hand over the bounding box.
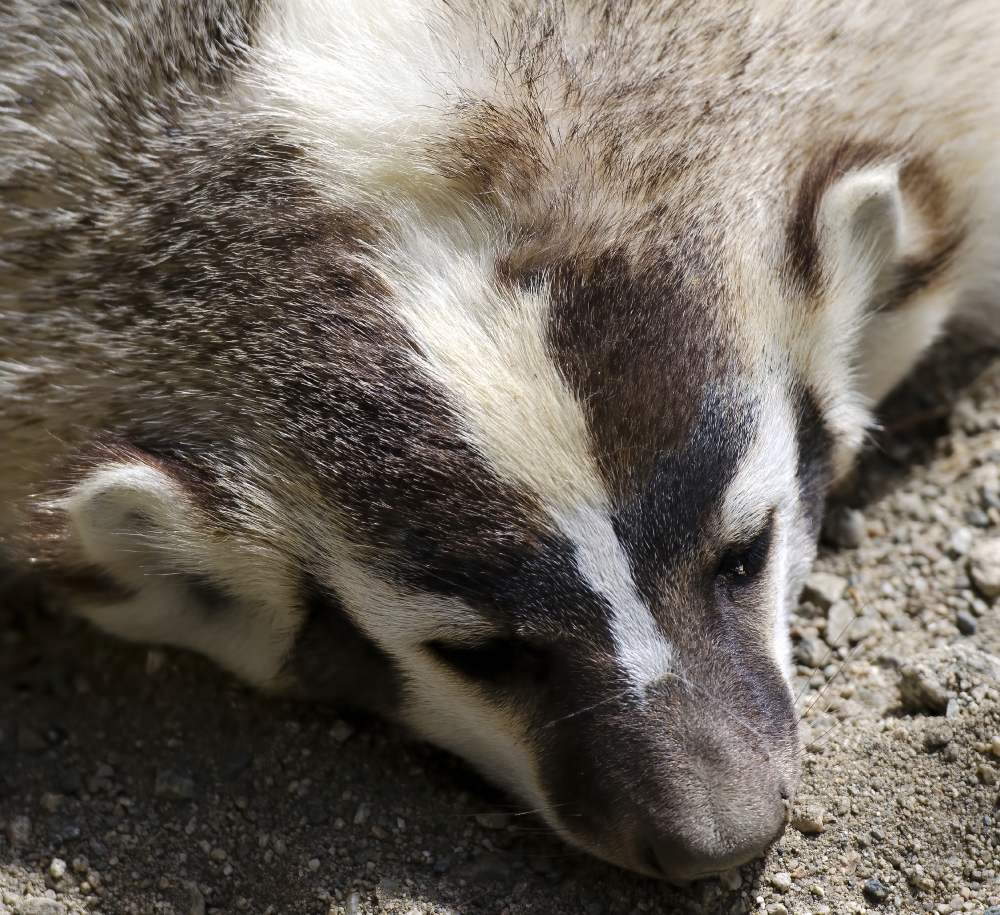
[426,638,549,683]
[716,516,774,589]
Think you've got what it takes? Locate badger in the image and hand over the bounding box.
[0,0,996,882]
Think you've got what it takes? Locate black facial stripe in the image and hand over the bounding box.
[793,382,833,538]
[286,579,403,716]
[547,249,726,501]
[611,387,754,605]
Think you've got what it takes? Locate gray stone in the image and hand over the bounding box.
[769,872,792,892]
[802,572,848,611]
[822,506,867,549]
[790,804,824,834]
[796,637,828,670]
[13,901,66,915]
[719,868,743,891]
[924,723,953,749]
[863,877,890,903]
[949,527,975,556]
[970,538,1000,597]
[956,609,978,635]
[7,815,31,846]
[187,881,205,915]
[899,662,953,714]
[344,892,361,915]
[966,507,991,528]
[433,854,454,873]
[155,769,195,800]
[825,601,856,648]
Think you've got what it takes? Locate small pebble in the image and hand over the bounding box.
[307,858,321,872]
[796,637,827,669]
[863,877,890,902]
[719,868,742,891]
[822,505,867,549]
[13,901,66,915]
[966,507,990,527]
[790,805,824,834]
[925,723,954,749]
[769,872,792,892]
[956,609,978,635]
[154,769,195,800]
[802,572,848,610]
[330,720,354,742]
[969,538,1000,597]
[49,857,67,879]
[825,601,856,648]
[950,527,975,555]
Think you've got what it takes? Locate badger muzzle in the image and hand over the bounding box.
[537,652,800,882]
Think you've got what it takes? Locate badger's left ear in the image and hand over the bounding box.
[64,457,203,590]
[811,163,902,310]
[51,451,302,687]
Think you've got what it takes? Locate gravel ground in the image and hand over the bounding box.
[7,326,1000,915]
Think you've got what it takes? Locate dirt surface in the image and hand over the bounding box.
[7,327,1000,915]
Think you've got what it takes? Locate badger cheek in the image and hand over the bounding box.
[397,663,548,811]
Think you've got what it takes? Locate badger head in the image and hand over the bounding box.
[13,1,936,883]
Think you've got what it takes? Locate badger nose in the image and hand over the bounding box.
[639,779,791,883]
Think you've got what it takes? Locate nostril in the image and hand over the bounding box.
[641,842,664,876]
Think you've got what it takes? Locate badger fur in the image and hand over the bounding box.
[1,0,996,881]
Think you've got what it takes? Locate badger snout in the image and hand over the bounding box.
[633,712,797,883]
[541,657,800,882]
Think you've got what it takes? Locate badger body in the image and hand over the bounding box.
[2,0,999,881]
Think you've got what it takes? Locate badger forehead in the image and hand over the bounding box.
[303,214,821,685]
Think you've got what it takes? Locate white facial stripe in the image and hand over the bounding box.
[390,222,606,511]
[557,505,675,691]
[720,387,801,678]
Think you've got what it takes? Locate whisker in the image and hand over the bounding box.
[794,607,868,705]
[802,635,869,716]
[542,688,632,728]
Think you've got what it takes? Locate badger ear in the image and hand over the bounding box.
[814,164,902,309]
[64,458,198,589]
[57,453,304,687]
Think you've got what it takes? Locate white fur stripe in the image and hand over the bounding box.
[557,505,675,691]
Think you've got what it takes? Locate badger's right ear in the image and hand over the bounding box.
[807,162,903,309]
